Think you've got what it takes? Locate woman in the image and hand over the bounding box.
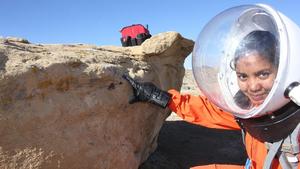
[122,30,298,169]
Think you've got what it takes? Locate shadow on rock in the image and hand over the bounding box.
[139,120,247,169]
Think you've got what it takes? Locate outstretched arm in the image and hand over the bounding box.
[168,89,241,130]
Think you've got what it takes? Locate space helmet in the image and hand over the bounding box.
[192,4,300,119]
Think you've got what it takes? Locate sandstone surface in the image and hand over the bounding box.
[0,32,194,169]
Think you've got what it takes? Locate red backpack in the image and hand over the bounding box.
[120,24,151,47]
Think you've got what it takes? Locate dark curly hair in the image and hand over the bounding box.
[231,30,279,70]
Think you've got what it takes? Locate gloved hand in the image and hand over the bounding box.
[122,74,171,108]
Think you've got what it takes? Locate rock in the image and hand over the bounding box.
[0,32,194,169]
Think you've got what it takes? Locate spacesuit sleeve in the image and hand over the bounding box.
[168,89,241,130]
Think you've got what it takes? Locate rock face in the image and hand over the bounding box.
[0,32,194,169]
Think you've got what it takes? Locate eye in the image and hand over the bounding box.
[257,71,270,79]
[237,73,247,81]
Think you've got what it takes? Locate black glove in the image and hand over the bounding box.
[122,74,171,108]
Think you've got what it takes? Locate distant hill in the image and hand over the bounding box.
[181,69,201,95]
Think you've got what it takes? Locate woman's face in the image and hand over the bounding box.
[236,53,277,106]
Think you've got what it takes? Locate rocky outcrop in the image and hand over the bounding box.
[0,32,194,169]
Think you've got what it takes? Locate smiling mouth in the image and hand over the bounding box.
[249,94,266,102]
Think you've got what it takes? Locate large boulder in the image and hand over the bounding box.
[0,32,194,169]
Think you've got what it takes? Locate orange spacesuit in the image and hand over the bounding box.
[168,89,288,169]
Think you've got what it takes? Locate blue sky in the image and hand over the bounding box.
[1,0,299,69]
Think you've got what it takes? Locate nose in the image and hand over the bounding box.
[248,78,262,92]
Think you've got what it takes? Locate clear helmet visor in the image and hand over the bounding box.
[192,4,283,118]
